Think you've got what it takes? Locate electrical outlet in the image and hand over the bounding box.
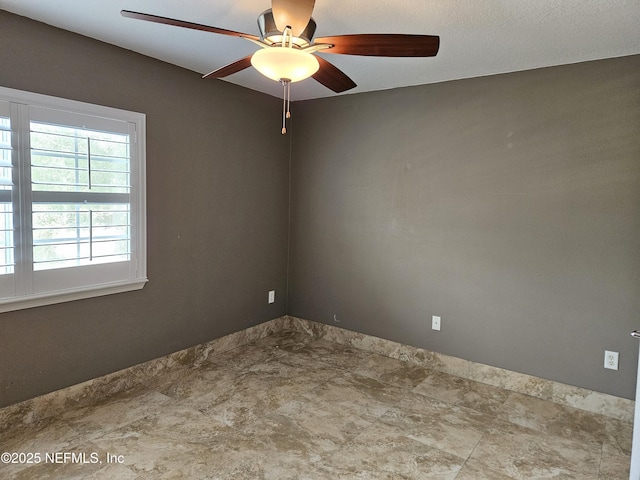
[432,315,441,331]
[604,350,619,370]
[268,290,275,304]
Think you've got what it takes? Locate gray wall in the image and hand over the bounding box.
[0,11,290,408]
[289,55,640,399]
[2,9,639,406]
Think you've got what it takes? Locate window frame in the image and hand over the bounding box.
[0,86,147,313]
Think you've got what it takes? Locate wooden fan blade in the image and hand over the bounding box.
[121,10,259,41]
[271,0,315,37]
[202,55,254,79]
[314,34,440,57]
[312,56,357,93]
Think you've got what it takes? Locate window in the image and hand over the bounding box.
[0,86,147,312]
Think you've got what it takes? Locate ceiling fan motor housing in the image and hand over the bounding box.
[258,9,316,47]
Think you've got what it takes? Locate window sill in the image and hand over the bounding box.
[0,279,148,314]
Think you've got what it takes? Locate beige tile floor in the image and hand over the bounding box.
[1,330,633,479]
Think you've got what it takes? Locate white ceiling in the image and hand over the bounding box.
[1,0,639,101]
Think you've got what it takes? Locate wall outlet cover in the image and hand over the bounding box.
[604,350,619,370]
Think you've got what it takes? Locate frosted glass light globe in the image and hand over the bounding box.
[251,47,319,82]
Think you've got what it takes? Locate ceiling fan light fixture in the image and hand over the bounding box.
[251,47,319,82]
[121,1,440,135]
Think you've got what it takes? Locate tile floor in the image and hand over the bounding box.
[1,330,633,479]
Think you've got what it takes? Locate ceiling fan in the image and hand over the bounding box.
[121,0,440,133]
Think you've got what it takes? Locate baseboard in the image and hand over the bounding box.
[1,315,633,435]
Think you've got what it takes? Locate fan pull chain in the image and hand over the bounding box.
[281,79,292,134]
[282,80,287,134]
